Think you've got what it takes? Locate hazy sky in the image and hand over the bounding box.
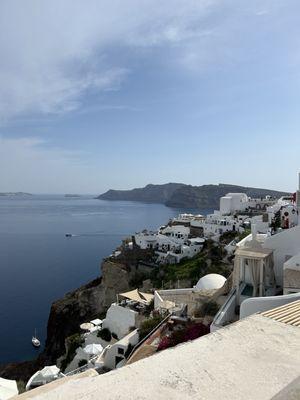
[0,0,299,194]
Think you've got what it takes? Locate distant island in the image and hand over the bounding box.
[0,192,32,197]
[64,194,81,198]
[97,183,290,209]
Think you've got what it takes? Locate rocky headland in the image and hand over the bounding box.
[98,183,289,209]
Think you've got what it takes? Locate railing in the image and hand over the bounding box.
[64,355,98,377]
[126,313,171,363]
[210,288,237,332]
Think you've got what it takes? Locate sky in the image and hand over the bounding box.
[0,0,299,194]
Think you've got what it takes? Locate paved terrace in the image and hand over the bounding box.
[13,313,300,400]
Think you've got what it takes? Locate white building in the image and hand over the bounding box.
[195,211,249,239]
[134,230,158,250]
[220,192,276,216]
[267,196,298,228]
[211,222,300,331]
[94,329,139,370]
[102,304,139,340]
[159,225,190,242]
[26,366,62,391]
[156,237,204,264]
[171,213,205,225]
[134,225,204,265]
[220,193,249,215]
[134,226,190,250]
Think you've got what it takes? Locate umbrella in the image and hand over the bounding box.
[80,322,93,331]
[83,343,103,355]
[90,318,103,326]
[39,366,60,378]
[0,378,18,400]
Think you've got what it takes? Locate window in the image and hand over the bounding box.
[118,347,124,355]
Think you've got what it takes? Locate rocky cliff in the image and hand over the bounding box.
[97,183,185,203]
[0,240,157,383]
[0,260,132,382]
[98,183,289,208]
[44,260,131,363]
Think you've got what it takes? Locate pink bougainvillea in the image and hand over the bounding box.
[157,323,209,351]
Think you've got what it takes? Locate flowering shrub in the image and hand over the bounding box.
[157,323,209,351]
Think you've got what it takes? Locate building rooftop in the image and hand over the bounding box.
[14,312,300,400]
[262,300,300,327]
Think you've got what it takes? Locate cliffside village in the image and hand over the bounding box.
[7,173,300,399]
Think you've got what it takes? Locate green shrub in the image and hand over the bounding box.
[157,256,207,286]
[139,315,164,340]
[111,332,118,340]
[205,262,232,278]
[208,245,225,262]
[219,231,238,244]
[144,298,154,316]
[97,327,112,342]
[60,333,84,372]
[193,307,204,318]
[238,229,251,241]
[17,380,26,394]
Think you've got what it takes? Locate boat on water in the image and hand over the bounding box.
[32,329,41,348]
[65,233,73,237]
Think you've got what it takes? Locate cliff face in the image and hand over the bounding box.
[97,183,185,203]
[98,183,289,209]
[44,260,131,363]
[0,241,157,383]
[166,184,289,208]
[0,260,132,381]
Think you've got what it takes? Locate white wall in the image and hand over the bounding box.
[102,330,139,370]
[220,193,249,215]
[263,225,300,285]
[134,232,157,249]
[103,304,138,339]
[240,292,300,319]
[220,197,232,215]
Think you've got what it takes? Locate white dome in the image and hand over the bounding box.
[195,274,226,290]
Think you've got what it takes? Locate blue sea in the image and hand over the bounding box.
[0,195,211,364]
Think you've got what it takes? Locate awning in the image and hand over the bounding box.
[119,289,154,304]
[39,366,60,378]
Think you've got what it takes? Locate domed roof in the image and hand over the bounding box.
[195,273,226,291]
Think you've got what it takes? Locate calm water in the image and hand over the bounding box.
[0,195,210,364]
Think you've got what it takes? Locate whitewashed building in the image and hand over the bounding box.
[220,192,276,216]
